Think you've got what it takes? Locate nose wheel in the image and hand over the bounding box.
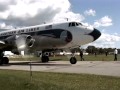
[70,57,77,64]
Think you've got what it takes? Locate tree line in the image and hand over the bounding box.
[71,46,120,55]
[85,46,116,54]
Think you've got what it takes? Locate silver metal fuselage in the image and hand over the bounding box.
[0,21,101,51]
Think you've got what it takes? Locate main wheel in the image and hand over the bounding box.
[3,57,9,64]
[41,56,49,62]
[45,56,49,62]
[70,57,77,64]
[0,59,3,65]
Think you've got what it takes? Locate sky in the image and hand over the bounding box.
[0,0,119,48]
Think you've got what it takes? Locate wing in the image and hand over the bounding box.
[0,40,7,49]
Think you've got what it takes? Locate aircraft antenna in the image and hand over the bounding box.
[67,18,68,21]
[64,18,69,21]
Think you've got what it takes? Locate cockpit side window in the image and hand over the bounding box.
[69,22,83,27]
[78,23,83,26]
[69,23,71,27]
[69,22,76,27]
[76,23,79,26]
[71,22,75,26]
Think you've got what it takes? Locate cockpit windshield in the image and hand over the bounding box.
[69,22,83,27]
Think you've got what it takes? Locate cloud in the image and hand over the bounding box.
[53,11,85,22]
[0,0,85,28]
[94,16,113,28]
[84,9,96,16]
[1,6,60,27]
[0,0,17,12]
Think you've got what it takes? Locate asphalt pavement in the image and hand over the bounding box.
[0,61,120,77]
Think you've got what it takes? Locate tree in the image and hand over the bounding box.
[86,46,96,54]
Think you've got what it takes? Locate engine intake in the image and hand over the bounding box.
[5,35,35,50]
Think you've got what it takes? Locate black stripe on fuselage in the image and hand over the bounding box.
[0,29,72,41]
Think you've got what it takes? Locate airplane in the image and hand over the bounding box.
[0,21,101,65]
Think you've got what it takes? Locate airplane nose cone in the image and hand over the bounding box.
[89,28,101,41]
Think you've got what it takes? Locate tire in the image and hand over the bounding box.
[3,57,9,64]
[0,59,3,65]
[70,57,77,64]
[45,56,49,62]
[41,56,49,62]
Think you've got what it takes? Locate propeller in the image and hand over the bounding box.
[15,35,35,51]
[15,35,26,50]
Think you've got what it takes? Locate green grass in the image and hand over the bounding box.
[0,70,120,90]
[8,54,120,61]
[9,55,40,61]
[2,55,120,90]
[50,54,119,61]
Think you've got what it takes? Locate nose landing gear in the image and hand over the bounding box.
[70,57,77,64]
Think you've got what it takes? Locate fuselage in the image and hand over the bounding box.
[0,21,101,51]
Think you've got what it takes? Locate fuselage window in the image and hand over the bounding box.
[21,30,24,33]
[45,25,52,29]
[14,31,16,34]
[37,27,39,30]
[8,32,12,35]
[18,30,21,34]
[28,29,31,32]
[31,28,33,31]
[34,28,36,31]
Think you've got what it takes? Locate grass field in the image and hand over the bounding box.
[8,54,120,61]
[50,54,117,61]
[0,70,120,90]
[1,55,120,90]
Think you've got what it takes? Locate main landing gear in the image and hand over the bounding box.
[40,50,77,64]
[41,52,49,63]
[41,54,77,64]
[41,55,49,62]
[0,52,9,65]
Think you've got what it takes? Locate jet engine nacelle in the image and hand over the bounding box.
[5,35,35,50]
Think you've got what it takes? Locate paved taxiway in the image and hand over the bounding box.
[0,61,120,77]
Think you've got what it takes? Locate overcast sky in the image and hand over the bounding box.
[0,0,119,48]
